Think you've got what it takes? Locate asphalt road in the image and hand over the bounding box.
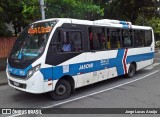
[0,52,160,117]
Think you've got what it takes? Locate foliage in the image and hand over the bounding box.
[104,0,155,24]
[45,0,104,20]
[148,17,160,34]
[0,0,160,37]
[0,3,10,36]
[0,0,24,36]
[21,0,41,24]
[0,0,103,37]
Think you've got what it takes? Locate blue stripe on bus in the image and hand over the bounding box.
[116,49,125,76]
[126,53,154,63]
[40,49,154,81]
[40,49,124,80]
[40,67,52,80]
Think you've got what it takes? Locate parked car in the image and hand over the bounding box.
[155,40,160,47]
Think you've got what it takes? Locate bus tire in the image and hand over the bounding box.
[126,64,136,78]
[49,79,71,100]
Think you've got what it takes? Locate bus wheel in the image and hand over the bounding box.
[50,79,71,100]
[126,64,136,78]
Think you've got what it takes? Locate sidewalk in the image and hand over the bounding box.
[0,70,8,86]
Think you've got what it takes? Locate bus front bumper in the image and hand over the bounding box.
[6,70,45,94]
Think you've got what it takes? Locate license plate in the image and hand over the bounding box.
[13,81,19,86]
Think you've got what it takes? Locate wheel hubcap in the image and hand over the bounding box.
[56,85,66,96]
[130,66,135,76]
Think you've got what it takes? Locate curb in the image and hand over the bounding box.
[0,68,6,71]
[0,82,8,86]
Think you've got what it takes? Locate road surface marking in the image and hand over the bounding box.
[145,63,160,70]
[42,70,160,108]
[7,70,160,117]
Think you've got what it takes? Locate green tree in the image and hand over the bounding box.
[148,17,160,34]
[0,0,24,36]
[0,0,40,37]
[0,0,104,37]
[104,0,155,24]
[21,0,41,25]
[0,2,12,36]
[45,0,104,20]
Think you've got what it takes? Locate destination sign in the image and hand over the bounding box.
[28,26,52,35]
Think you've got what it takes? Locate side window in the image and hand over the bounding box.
[108,28,121,49]
[122,29,133,48]
[50,30,62,53]
[67,31,82,52]
[88,27,93,50]
[134,30,142,47]
[89,27,106,50]
[49,30,83,53]
[145,30,152,46]
[134,30,145,47]
[61,31,83,52]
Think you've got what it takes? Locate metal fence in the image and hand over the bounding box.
[0,37,16,71]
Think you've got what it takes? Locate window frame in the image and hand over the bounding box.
[49,28,83,54]
[134,29,152,48]
[88,26,107,51]
[107,28,122,50]
[121,29,134,48]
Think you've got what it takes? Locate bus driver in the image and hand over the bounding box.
[62,38,71,52]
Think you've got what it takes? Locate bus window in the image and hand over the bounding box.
[108,28,121,49]
[141,31,145,46]
[88,27,93,50]
[101,28,106,49]
[122,29,133,48]
[92,28,101,50]
[68,31,82,52]
[134,30,141,47]
[134,30,145,47]
[145,30,152,46]
[51,31,83,53]
[89,27,106,50]
[49,30,62,53]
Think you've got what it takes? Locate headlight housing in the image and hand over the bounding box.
[27,64,41,78]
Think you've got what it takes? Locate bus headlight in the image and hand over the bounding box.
[27,64,41,78]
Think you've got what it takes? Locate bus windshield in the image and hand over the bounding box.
[10,21,57,61]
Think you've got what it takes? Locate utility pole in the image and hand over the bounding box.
[40,0,45,20]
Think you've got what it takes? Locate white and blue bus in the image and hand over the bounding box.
[6,18,154,100]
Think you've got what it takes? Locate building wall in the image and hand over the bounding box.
[0,37,16,58]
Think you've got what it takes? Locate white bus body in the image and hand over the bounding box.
[6,18,154,100]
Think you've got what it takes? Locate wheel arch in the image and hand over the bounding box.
[57,75,75,93]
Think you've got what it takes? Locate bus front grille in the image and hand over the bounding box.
[10,73,27,79]
[9,80,26,89]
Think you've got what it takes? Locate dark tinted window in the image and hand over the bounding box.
[50,30,83,53]
[89,27,106,50]
[144,30,152,46]
[108,28,121,49]
[134,30,152,47]
[122,30,133,47]
[134,30,143,47]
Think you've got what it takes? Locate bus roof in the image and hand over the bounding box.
[33,18,152,30]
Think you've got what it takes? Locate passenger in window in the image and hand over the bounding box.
[62,38,71,52]
[89,31,93,50]
[101,33,105,49]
